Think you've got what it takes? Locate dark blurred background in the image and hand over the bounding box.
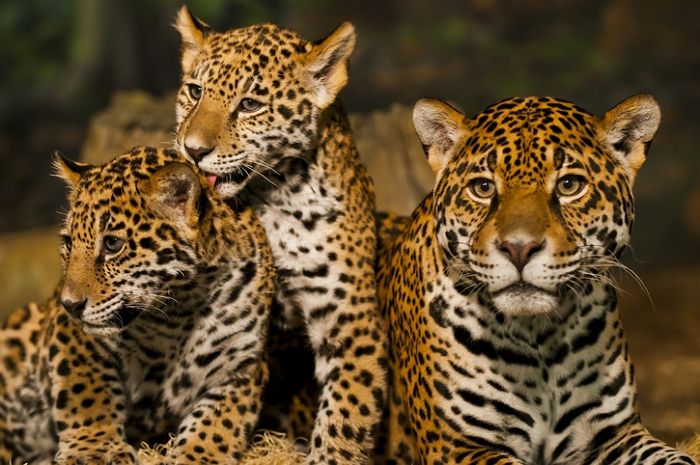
[1,0,700,259]
[0,0,698,444]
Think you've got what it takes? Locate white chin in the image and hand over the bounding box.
[82,325,123,336]
[216,181,244,199]
[491,289,559,316]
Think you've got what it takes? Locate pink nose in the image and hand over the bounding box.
[498,240,545,271]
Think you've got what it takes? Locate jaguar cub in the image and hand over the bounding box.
[378,96,697,465]
[0,147,274,465]
[174,8,386,465]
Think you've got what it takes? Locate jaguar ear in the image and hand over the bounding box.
[174,6,211,74]
[52,151,93,188]
[142,163,202,229]
[600,94,661,184]
[304,22,356,109]
[413,99,468,173]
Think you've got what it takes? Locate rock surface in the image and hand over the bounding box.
[80,91,177,165]
[349,104,434,215]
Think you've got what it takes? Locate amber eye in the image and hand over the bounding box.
[469,178,496,200]
[187,84,203,100]
[239,98,263,113]
[556,175,586,198]
[103,235,125,254]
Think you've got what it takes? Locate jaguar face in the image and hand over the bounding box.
[413,95,660,316]
[54,149,207,335]
[173,6,356,198]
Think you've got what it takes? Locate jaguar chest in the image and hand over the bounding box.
[254,169,343,326]
[406,275,635,464]
[117,312,197,433]
[120,305,241,427]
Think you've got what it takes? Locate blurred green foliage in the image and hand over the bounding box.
[0,0,73,89]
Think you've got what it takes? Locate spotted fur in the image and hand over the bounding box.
[376,96,697,465]
[173,8,387,465]
[0,147,274,465]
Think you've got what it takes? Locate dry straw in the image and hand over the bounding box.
[138,431,305,465]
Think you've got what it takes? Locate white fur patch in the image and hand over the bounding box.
[491,288,559,316]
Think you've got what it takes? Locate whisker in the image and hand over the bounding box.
[251,159,282,177]
[244,163,279,188]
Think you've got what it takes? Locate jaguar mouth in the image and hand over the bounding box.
[81,306,141,335]
[493,281,556,297]
[491,281,559,315]
[115,306,141,327]
[201,169,250,188]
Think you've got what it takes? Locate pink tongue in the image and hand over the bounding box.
[207,174,218,186]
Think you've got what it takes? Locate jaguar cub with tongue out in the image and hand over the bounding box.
[173,8,387,465]
[377,95,696,465]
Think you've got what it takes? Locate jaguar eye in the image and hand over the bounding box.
[187,84,203,100]
[556,175,586,198]
[239,98,263,113]
[469,178,496,200]
[103,235,125,254]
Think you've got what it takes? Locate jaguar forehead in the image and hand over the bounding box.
[452,97,601,184]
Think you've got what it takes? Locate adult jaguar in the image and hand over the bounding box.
[377,95,697,465]
[0,147,274,464]
[174,8,386,465]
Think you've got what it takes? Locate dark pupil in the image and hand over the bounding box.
[480,182,490,192]
[563,179,574,189]
[243,99,257,110]
[105,237,120,250]
[189,85,201,99]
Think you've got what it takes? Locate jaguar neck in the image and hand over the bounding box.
[243,101,356,201]
[436,266,619,355]
[314,101,356,165]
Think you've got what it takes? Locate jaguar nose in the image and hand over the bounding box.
[61,298,87,318]
[184,144,214,162]
[498,240,545,272]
